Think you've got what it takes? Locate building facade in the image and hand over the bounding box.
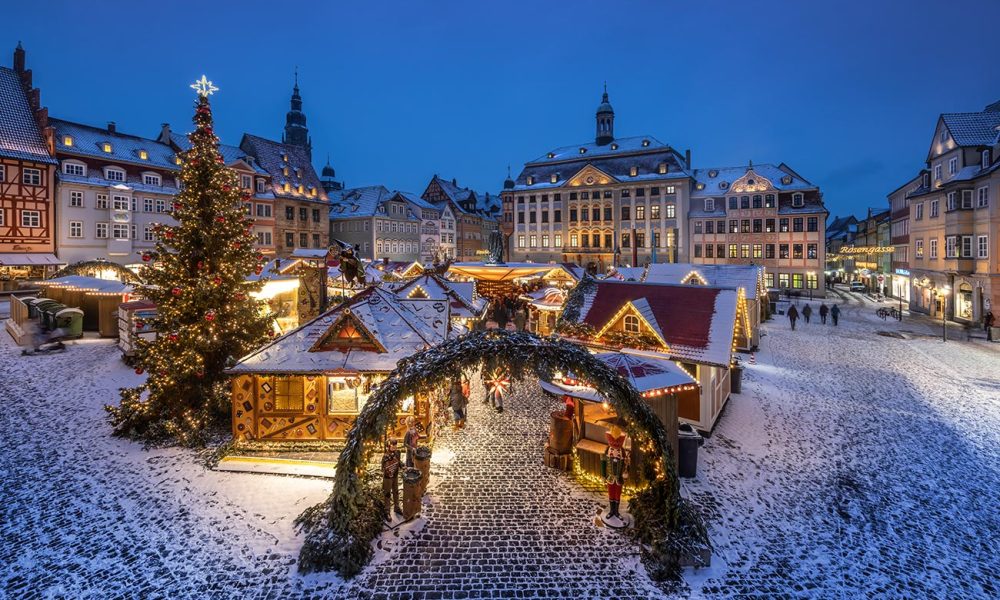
[688,163,827,296]
[0,44,59,283]
[503,90,691,271]
[901,101,1000,324]
[887,175,921,303]
[422,175,497,262]
[329,185,427,262]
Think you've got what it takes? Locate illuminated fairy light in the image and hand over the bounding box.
[592,301,669,349]
[190,75,219,97]
[485,368,511,399]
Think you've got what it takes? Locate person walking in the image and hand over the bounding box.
[449,379,468,430]
[819,303,829,324]
[787,304,799,330]
[984,310,995,342]
[403,416,424,468]
[513,308,527,332]
[831,304,841,326]
[496,304,509,331]
[802,304,813,324]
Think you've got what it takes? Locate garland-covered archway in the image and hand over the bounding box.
[51,260,142,284]
[295,330,708,580]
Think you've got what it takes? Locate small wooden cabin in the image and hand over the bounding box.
[226,287,451,443]
[32,275,133,337]
[541,351,692,478]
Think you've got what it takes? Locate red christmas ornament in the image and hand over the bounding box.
[205,310,216,322]
[141,253,151,262]
[254,265,263,275]
[190,158,199,166]
[135,319,145,328]
[171,287,182,297]
[233,242,241,249]
[134,367,144,375]
[168,333,178,341]
[222,185,231,192]
[196,371,205,378]
[165,230,175,239]
[173,202,182,211]
[234,292,245,301]
[242,192,251,200]
[215,216,226,223]
[213,276,222,286]
[197,260,204,270]
[216,156,224,164]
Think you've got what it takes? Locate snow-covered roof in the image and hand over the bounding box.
[570,280,739,367]
[603,266,645,281]
[228,287,449,375]
[541,350,697,402]
[520,287,567,310]
[0,66,57,163]
[328,185,395,218]
[52,118,179,170]
[239,133,327,203]
[36,275,131,294]
[643,263,765,300]
[689,163,815,199]
[246,258,304,282]
[940,111,1000,147]
[391,273,488,319]
[167,132,268,175]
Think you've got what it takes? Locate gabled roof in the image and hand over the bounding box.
[570,280,739,367]
[690,163,815,199]
[391,273,488,319]
[394,190,440,213]
[541,351,697,402]
[239,133,326,202]
[228,287,448,374]
[328,185,395,218]
[642,263,766,300]
[51,118,177,170]
[940,111,1000,147]
[0,66,54,163]
[167,132,268,175]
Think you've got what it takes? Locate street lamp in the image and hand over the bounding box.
[940,285,951,342]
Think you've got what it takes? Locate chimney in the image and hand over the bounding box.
[685,149,691,169]
[159,123,171,143]
[452,178,457,186]
[107,121,116,134]
[13,42,24,73]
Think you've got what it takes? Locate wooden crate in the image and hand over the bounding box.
[544,445,572,471]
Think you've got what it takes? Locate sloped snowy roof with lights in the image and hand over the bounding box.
[0,66,56,163]
[391,273,488,319]
[568,280,739,367]
[540,351,697,402]
[228,287,449,374]
[643,263,765,300]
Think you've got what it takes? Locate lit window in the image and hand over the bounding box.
[102,143,112,153]
[139,150,149,160]
[641,140,650,147]
[579,148,587,154]
[658,163,667,174]
[526,176,534,186]
[63,135,73,147]
[550,173,557,184]
[624,314,640,333]
[630,166,638,177]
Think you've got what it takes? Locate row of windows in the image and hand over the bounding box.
[763,272,819,289]
[0,209,41,228]
[515,186,676,203]
[694,243,818,260]
[914,235,989,259]
[931,151,990,183]
[695,217,819,234]
[0,165,42,186]
[913,187,989,220]
[376,240,421,255]
[285,206,322,222]
[517,204,679,225]
[517,231,680,250]
[282,232,324,249]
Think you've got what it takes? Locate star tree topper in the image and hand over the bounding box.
[190,75,219,97]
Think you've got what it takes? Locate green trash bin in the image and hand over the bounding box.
[44,303,66,331]
[55,307,84,338]
[34,300,61,330]
[25,297,44,319]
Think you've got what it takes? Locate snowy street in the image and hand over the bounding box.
[1,291,998,598]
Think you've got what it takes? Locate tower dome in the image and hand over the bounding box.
[595,83,614,146]
[503,165,515,190]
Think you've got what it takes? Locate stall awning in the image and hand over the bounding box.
[0,253,63,266]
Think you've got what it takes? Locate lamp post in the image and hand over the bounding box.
[941,285,951,342]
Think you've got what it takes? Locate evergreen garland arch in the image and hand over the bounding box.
[296,329,707,580]
[51,260,142,284]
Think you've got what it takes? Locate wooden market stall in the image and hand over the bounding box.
[541,351,694,479]
[519,287,567,336]
[226,287,452,443]
[31,275,133,336]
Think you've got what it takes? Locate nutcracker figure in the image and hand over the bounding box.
[381,439,402,517]
[600,424,629,522]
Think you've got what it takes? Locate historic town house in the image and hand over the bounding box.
[0,44,59,283]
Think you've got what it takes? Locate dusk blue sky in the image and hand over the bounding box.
[4,0,999,217]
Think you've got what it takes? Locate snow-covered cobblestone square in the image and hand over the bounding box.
[1,293,998,598]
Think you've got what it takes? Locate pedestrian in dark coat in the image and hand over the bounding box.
[802,304,812,324]
[496,305,509,330]
[381,440,402,517]
[831,304,841,326]
[787,304,799,330]
[985,310,995,342]
[819,303,829,324]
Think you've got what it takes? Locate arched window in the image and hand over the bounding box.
[624,314,640,333]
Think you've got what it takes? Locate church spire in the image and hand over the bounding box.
[595,84,614,146]
[283,69,311,159]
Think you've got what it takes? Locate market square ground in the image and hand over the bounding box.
[1,292,998,598]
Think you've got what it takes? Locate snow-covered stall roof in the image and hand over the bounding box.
[391,274,488,319]
[603,266,646,281]
[35,275,132,295]
[446,262,579,283]
[520,287,567,311]
[643,263,765,300]
[228,287,449,375]
[540,351,698,402]
[570,280,740,367]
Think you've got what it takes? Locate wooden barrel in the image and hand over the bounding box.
[413,446,432,496]
[402,468,423,519]
[549,411,574,454]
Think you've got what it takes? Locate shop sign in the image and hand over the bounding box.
[894,268,910,276]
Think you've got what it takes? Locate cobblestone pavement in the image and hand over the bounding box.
[684,292,1000,598]
[338,376,665,599]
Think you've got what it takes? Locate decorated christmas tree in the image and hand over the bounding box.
[108,76,271,445]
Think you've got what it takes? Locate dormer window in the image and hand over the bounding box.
[781,175,793,185]
[610,143,619,150]
[792,193,804,207]
[282,153,288,162]
[526,176,534,186]
[282,166,289,176]
[719,181,729,190]
[706,198,715,211]
[143,173,161,186]
[63,161,85,176]
[641,139,650,147]
[630,166,638,177]
[283,182,290,193]
[102,143,113,153]
[982,149,990,170]
[547,152,555,159]
[105,167,125,182]
[295,168,301,178]
[63,135,73,147]
[696,182,705,190]
[550,173,558,184]
[138,150,149,160]
[298,184,304,194]
[708,169,718,178]
[310,187,317,197]
[579,148,587,154]
[658,163,667,175]
[256,179,265,193]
